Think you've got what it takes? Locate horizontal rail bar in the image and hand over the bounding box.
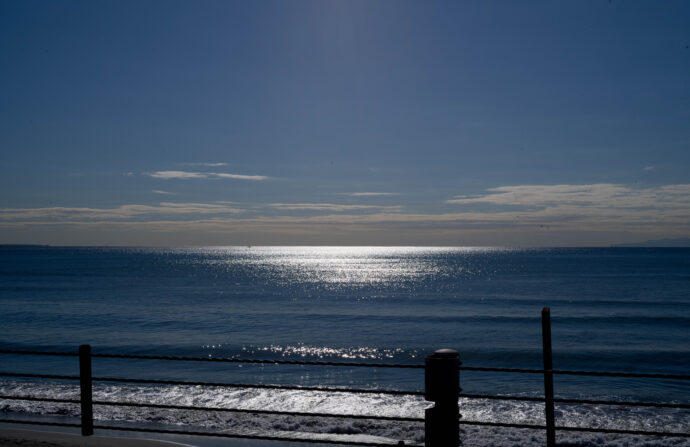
[0,372,79,381]
[460,366,545,374]
[0,395,80,404]
[93,425,404,446]
[0,394,423,422]
[3,417,685,442]
[0,378,690,409]
[94,353,425,369]
[552,369,690,380]
[461,366,690,380]
[459,420,690,438]
[93,400,425,422]
[0,372,421,396]
[0,419,82,428]
[555,425,690,438]
[0,349,78,357]
[0,349,422,369]
[4,348,687,379]
[460,393,546,402]
[90,376,424,396]
[460,393,690,409]
[459,420,546,430]
[553,397,690,409]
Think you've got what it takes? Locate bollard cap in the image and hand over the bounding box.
[433,349,459,358]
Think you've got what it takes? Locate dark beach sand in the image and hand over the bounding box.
[0,428,318,447]
[0,429,196,447]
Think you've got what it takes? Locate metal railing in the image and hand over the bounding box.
[457,308,690,445]
[1,307,688,446]
[0,347,430,446]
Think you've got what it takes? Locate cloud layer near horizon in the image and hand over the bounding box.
[2,184,690,245]
[0,203,245,221]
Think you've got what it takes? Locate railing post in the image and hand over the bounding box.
[425,348,460,447]
[541,308,556,447]
[79,344,94,436]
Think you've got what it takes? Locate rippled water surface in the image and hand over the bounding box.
[1,246,689,445]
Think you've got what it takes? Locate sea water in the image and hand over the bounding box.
[0,246,688,446]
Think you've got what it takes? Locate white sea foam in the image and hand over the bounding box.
[1,380,687,446]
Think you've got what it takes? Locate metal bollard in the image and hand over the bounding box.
[425,349,460,446]
[542,308,556,447]
[79,344,94,436]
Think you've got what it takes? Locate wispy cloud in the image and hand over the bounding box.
[446,184,690,209]
[152,190,173,195]
[267,203,403,212]
[146,171,267,180]
[178,162,228,167]
[212,173,268,181]
[643,166,655,171]
[345,192,400,197]
[0,202,245,221]
[148,171,208,179]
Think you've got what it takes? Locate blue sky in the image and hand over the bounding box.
[1,0,689,246]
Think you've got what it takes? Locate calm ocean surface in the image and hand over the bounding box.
[1,246,689,446]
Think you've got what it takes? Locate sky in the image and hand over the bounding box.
[1,0,689,246]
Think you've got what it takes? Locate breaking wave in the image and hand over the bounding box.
[1,380,687,446]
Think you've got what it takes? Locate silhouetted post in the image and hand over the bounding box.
[425,349,460,447]
[541,308,556,447]
[79,344,94,436]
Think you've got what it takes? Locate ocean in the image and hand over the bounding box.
[1,246,688,446]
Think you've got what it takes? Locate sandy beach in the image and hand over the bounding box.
[0,427,307,447]
[0,429,197,447]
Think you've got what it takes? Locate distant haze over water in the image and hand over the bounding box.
[613,237,690,247]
